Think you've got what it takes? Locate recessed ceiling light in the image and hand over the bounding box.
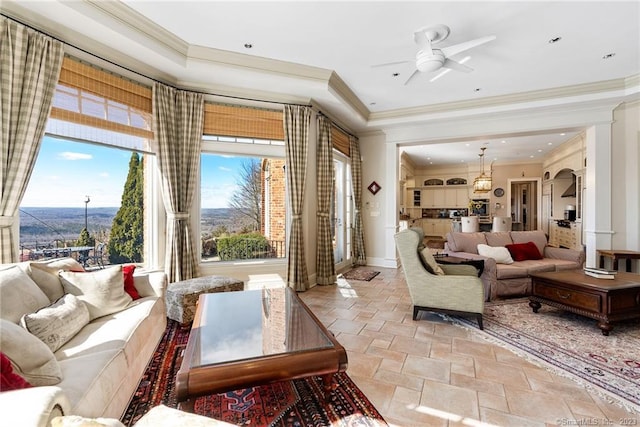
[548,37,562,44]
[501,140,506,144]
[548,142,553,145]
[474,88,481,92]
[370,102,376,106]
[530,155,535,158]
[465,143,470,147]
[560,133,566,136]
[244,43,253,49]
[392,72,399,77]
[602,53,616,59]
[538,149,543,152]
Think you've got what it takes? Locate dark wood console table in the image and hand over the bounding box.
[597,249,640,272]
[529,270,640,335]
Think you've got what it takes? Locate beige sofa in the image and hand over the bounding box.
[0,258,167,427]
[444,230,585,301]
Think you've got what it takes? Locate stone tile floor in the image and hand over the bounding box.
[298,267,638,427]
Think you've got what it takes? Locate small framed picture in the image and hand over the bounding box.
[368,181,381,195]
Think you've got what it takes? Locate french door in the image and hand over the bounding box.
[332,155,352,271]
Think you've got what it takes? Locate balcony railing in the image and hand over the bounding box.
[201,237,285,262]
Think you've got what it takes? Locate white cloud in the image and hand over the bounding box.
[218,166,232,172]
[58,152,92,160]
[99,172,109,178]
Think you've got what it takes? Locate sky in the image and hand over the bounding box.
[22,136,249,209]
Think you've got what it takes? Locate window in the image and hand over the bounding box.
[20,136,145,267]
[200,138,286,263]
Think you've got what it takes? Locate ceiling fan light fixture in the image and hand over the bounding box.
[473,147,492,193]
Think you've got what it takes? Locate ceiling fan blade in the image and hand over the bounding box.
[441,35,496,57]
[429,68,451,82]
[404,69,421,86]
[442,58,473,73]
[371,60,410,68]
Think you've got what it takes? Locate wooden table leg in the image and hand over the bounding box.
[322,374,338,402]
[529,300,541,313]
[597,320,613,336]
[178,398,195,413]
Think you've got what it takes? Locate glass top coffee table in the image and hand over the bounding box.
[175,287,348,410]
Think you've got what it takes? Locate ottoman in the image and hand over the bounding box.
[165,275,244,323]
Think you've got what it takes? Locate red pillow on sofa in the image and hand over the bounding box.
[0,352,31,391]
[122,265,141,300]
[505,241,543,261]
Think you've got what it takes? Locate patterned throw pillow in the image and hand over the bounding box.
[20,294,90,352]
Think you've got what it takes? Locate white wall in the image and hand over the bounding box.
[358,132,391,267]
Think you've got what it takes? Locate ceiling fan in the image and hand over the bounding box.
[373,25,496,85]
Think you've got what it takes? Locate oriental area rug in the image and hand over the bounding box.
[448,298,640,414]
[341,267,380,282]
[121,320,387,427]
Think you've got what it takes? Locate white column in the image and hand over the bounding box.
[584,124,613,268]
[384,142,400,268]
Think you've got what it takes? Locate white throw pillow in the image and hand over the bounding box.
[0,265,50,323]
[477,244,514,264]
[20,294,90,352]
[0,318,62,385]
[24,258,85,302]
[59,265,132,320]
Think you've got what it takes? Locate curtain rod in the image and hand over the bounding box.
[2,14,312,109]
[316,111,357,140]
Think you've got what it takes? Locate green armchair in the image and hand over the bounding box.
[394,228,485,329]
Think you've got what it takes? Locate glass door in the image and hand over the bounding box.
[332,155,352,271]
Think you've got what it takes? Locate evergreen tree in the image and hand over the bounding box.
[76,228,95,247]
[108,152,144,263]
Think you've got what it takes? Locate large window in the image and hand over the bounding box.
[20,136,144,267]
[200,134,286,263]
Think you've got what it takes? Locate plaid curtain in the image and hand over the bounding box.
[0,18,63,263]
[152,83,204,282]
[350,135,366,265]
[315,115,336,285]
[284,105,311,291]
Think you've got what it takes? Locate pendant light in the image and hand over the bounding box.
[473,147,492,192]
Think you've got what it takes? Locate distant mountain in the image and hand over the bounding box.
[19,207,237,247]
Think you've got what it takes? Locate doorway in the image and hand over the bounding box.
[507,178,542,231]
[332,155,352,271]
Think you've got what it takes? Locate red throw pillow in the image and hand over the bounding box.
[506,241,543,261]
[0,353,32,391]
[122,265,141,300]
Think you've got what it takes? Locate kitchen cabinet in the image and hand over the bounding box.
[422,219,453,238]
[424,188,467,208]
[548,221,582,250]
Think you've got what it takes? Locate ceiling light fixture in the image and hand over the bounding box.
[392,72,400,77]
[548,37,562,44]
[244,43,253,49]
[473,147,492,193]
[602,53,615,59]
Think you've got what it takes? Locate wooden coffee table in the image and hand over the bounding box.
[175,287,347,410]
[529,270,640,335]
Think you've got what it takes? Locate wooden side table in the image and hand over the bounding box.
[597,249,640,272]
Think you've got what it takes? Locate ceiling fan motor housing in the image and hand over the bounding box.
[416,49,445,72]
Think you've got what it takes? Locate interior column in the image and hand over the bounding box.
[583,123,614,268]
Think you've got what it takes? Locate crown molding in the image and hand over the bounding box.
[368,77,635,127]
[69,0,189,61]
